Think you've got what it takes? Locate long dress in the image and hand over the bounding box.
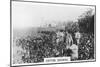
[65,32,73,49]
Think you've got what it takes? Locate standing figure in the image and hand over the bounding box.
[56,30,64,45]
[70,44,78,60]
[75,31,81,45]
[65,31,73,49]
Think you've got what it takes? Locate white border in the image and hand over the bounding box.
[11,0,96,66]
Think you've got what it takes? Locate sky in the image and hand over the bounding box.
[12,1,95,29]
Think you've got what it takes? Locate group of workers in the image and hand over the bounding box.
[55,29,81,60]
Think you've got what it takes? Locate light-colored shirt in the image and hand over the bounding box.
[75,32,81,39]
[70,44,78,59]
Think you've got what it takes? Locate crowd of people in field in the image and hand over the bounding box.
[13,27,94,64]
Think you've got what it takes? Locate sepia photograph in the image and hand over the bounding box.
[11,0,96,66]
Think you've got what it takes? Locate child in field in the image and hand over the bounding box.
[70,44,78,60]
